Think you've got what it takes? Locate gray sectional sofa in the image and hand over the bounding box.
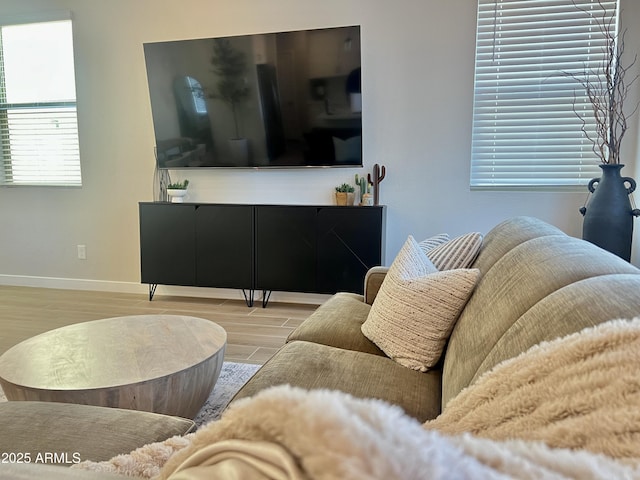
[232,216,640,421]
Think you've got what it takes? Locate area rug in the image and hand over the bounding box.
[192,361,260,428]
[0,361,260,428]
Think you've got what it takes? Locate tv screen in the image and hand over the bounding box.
[143,25,362,169]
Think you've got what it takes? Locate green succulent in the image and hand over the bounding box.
[168,180,189,189]
[335,183,354,193]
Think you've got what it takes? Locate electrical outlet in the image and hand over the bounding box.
[77,245,86,260]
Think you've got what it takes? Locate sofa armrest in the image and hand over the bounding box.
[364,266,389,305]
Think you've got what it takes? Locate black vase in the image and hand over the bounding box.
[581,164,639,261]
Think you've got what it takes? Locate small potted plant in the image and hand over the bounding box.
[167,180,189,203]
[335,183,355,206]
[355,174,374,206]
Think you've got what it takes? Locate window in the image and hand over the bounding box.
[185,76,208,115]
[0,14,81,186]
[470,0,618,189]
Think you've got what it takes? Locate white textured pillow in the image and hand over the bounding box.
[425,232,483,270]
[361,236,479,371]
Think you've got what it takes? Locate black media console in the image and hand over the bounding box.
[139,203,386,307]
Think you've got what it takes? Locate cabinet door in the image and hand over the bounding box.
[316,206,384,294]
[255,206,316,293]
[139,204,196,286]
[195,205,253,289]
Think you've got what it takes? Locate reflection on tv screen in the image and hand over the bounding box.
[144,25,362,169]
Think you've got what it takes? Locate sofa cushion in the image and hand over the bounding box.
[286,292,385,356]
[361,236,479,371]
[232,341,443,422]
[470,274,640,387]
[425,232,483,270]
[442,233,640,407]
[0,401,195,464]
[470,216,564,277]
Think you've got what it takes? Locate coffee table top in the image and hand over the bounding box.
[0,315,227,390]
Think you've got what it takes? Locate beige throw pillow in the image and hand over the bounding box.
[425,232,483,270]
[361,236,479,372]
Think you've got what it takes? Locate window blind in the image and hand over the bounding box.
[0,17,81,187]
[470,0,618,189]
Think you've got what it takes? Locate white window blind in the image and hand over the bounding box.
[0,16,81,186]
[470,0,618,189]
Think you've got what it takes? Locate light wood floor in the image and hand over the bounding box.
[0,285,319,365]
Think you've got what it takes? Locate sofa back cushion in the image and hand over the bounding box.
[441,216,640,407]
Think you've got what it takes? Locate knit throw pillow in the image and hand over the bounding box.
[424,232,483,271]
[361,236,479,371]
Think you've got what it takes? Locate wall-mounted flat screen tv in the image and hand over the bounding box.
[143,25,362,169]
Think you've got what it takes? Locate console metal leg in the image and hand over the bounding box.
[149,284,158,301]
[262,290,272,308]
[242,289,255,307]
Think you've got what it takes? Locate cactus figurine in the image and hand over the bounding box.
[367,164,386,205]
[355,174,367,204]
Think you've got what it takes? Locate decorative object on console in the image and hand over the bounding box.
[355,173,373,206]
[361,235,479,372]
[167,180,189,203]
[335,183,355,206]
[361,192,374,206]
[568,2,640,261]
[368,163,386,206]
[153,166,171,202]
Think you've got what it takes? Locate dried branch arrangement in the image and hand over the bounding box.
[565,0,639,165]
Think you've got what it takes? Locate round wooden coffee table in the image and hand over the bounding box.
[0,315,226,418]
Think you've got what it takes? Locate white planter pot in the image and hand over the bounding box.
[167,189,187,203]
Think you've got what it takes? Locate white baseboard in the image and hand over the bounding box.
[0,274,145,294]
[0,274,331,305]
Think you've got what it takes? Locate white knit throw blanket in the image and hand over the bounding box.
[425,317,640,463]
[75,318,640,479]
